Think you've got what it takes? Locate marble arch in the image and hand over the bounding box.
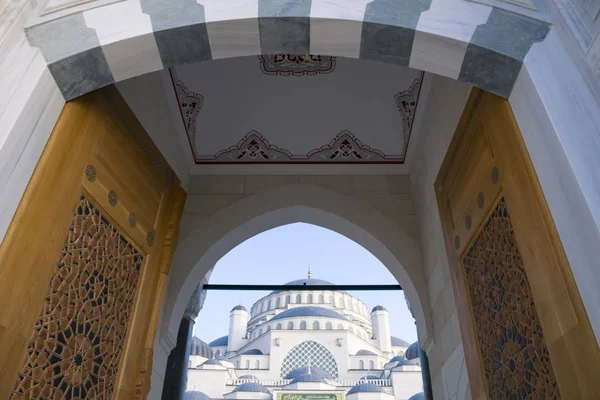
[26,0,550,100]
[158,183,429,361]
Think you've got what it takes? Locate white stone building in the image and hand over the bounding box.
[186,277,423,400]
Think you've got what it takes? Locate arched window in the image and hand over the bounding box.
[280,340,339,378]
[246,360,250,368]
[255,360,260,369]
[313,321,320,330]
[349,326,354,334]
[319,294,324,303]
[326,322,332,330]
[307,294,313,303]
[261,302,265,313]
[329,296,334,305]
[285,295,291,305]
[369,360,375,370]
[337,323,344,330]
[258,329,263,336]
[237,360,241,368]
[276,323,282,330]
[296,294,301,303]
[299,321,307,330]
[267,300,272,310]
[359,360,365,369]
[215,350,221,356]
[346,298,351,309]
[266,325,271,331]
[276,297,281,308]
[287,321,294,330]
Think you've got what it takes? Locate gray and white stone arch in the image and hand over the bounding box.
[25,0,549,100]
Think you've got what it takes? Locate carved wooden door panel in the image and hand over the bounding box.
[436,89,600,399]
[0,87,185,399]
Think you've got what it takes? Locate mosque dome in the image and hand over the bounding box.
[285,365,331,380]
[241,349,263,355]
[238,375,258,381]
[356,349,377,356]
[348,383,384,395]
[208,335,228,347]
[405,341,420,360]
[190,337,213,358]
[232,382,271,394]
[202,359,224,366]
[291,373,327,384]
[391,336,410,347]
[271,278,337,294]
[270,306,348,322]
[231,305,247,312]
[371,305,387,312]
[408,393,425,400]
[184,391,211,400]
[390,355,406,363]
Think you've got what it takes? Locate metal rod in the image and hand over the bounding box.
[202,284,402,291]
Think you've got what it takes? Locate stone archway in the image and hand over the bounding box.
[26,0,549,100]
[153,183,429,394]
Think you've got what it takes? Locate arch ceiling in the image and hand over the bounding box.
[26,0,550,101]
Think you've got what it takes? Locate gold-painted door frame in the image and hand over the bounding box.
[0,87,186,399]
[435,89,600,399]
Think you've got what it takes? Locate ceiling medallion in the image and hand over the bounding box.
[146,232,155,247]
[491,166,499,184]
[84,165,96,182]
[108,190,118,206]
[128,212,137,228]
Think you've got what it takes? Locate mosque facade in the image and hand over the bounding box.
[186,277,423,400]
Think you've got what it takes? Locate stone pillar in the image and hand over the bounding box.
[405,296,433,400]
[161,284,203,400]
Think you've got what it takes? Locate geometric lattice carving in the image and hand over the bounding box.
[280,340,338,378]
[462,197,561,399]
[11,195,144,399]
[394,78,421,147]
[258,54,336,76]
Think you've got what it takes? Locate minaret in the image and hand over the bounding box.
[308,265,312,279]
[227,305,248,353]
[371,305,392,354]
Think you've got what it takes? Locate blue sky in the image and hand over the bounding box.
[193,223,418,345]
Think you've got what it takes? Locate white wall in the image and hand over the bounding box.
[408,75,472,400]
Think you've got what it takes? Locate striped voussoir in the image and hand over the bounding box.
[25,0,550,101]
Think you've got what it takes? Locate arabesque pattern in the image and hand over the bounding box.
[462,197,561,399]
[11,196,144,399]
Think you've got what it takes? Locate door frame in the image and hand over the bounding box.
[435,88,600,398]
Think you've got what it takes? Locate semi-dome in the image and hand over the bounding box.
[241,349,263,355]
[371,305,387,312]
[285,365,331,380]
[270,306,348,321]
[360,375,381,380]
[208,335,228,347]
[184,391,211,400]
[232,382,271,394]
[291,373,327,384]
[391,336,410,347]
[271,278,337,294]
[356,349,377,356]
[238,375,258,381]
[348,383,384,395]
[408,392,425,400]
[202,359,224,366]
[405,341,420,360]
[390,355,406,363]
[190,337,213,358]
[231,305,247,312]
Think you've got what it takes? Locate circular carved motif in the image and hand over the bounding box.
[478,192,485,208]
[128,212,137,228]
[465,215,472,230]
[108,190,118,206]
[454,235,460,249]
[146,232,155,247]
[491,166,499,184]
[84,165,96,182]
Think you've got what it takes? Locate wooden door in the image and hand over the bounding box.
[436,89,600,399]
[0,87,186,399]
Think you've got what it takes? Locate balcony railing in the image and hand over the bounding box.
[225,378,392,387]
